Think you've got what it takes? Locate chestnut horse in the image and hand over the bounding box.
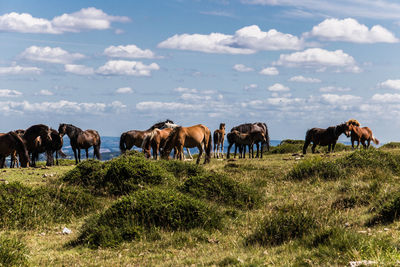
[161,124,212,164]
[58,124,101,164]
[142,128,173,159]
[0,131,29,168]
[119,120,174,154]
[303,123,350,154]
[227,130,266,159]
[346,120,379,149]
[213,123,225,158]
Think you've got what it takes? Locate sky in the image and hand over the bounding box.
[1,0,400,142]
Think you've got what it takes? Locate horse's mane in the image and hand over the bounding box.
[24,124,50,140]
[147,119,174,131]
[163,126,181,150]
[346,119,360,127]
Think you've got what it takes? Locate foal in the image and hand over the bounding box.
[213,123,225,158]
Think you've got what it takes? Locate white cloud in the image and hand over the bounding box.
[289,75,321,83]
[308,18,398,43]
[136,101,197,111]
[268,83,290,92]
[173,87,198,93]
[259,67,279,75]
[240,0,400,20]
[378,79,400,90]
[158,25,303,54]
[0,100,126,115]
[244,84,258,90]
[104,45,156,59]
[0,65,42,75]
[96,60,160,76]
[116,87,133,94]
[371,93,400,103]
[233,64,254,72]
[0,89,22,97]
[321,94,361,104]
[274,48,361,73]
[319,86,351,92]
[64,64,94,75]
[20,46,85,64]
[38,89,53,96]
[0,8,130,34]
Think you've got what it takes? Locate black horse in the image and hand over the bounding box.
[22,124,53,167]
[303,123,350,154]
[230,122,270,156]
[58,124,101,164]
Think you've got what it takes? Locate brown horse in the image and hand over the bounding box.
[346,120,379,149]
[161,124,212,164]
[119,120,174,154]
[0,131,29,168]
[213,123,225,158]
[142,128,174,159]
[23,124,53,167]
[227,130,266,159]
[230,122,270,157]
[31,129,66,166]
[58,124,101,164]
[303,123,350,154]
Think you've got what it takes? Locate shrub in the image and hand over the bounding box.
[367,192,400,225]
[74,188,223,248]
[180,173,262,209]
[379,142,400,150]
[245,205,316,246]
[160,160,204,178]
[287,157,344,181]
[0,236,28,266]
[268,143,303,154]
[0,182,98,229]
[280,139,305,145]
[62,159,104,188]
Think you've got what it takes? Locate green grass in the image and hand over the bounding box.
[2,149,400,266]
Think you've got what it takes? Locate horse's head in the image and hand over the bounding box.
[336,123,351,137]
[220,123,225,131]
[58,124,67,136]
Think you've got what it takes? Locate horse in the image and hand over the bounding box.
[161,124,212,164]
[119,119,174,154]
[156,122,193,160]
[227,130,266,159]
[31,129,66,166]
[142,128,174,159]
[0,131,29,168]
[231,122,270,157]
[346,120,379,149]
[303,123,350,154]
[22,124,53,167]
[213,123,225,158]
[58,124,101,164]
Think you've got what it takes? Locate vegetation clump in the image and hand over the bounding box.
[160,160,204,178]
[0,236,28,267]
[367,192,400,225]
[74,187,223,248]
[287,157,344,181]
[62,159,104,188]
[0,182,98,229]
[268,143,303,154]
[180,172,262,209]
[379,142,400,150]
[245,205,316,246]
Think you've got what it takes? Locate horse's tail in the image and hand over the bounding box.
[94,135,101,160]
[119,132,127,153]
[264,123,270,151]
[9,131,29,167]
[372,135,380,145]
[206,130,212,163]
[58,149,67,158]
[303,129,312,154]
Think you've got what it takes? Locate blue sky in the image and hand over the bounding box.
[1,0,400,142]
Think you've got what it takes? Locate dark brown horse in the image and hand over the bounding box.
[227,130,266,159]
[0,131,29,168]
[346,120,379,149]
[119,120,174,154]
[213,123,225,158]
[231,122,270,156]
[303,123,350,154]
[58,124,101,164]
[31,129,66,166]
[22,124,53,167]
[161,124,212,164]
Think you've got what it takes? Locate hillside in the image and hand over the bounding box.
[1,146,400,266]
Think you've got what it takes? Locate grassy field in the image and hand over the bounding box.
[2,145,400,266]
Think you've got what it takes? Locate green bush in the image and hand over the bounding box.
[268,143,303,154]
[0,182,98,229]
[180,173,262,209]
[245,205,316,246]
[62,159,104,188]
[160,160,204,178]
[74,188,223,248]
[0,236,28,266]
[280,139,305,145]
[379,142,400,150]
[287,157,344,181]
[367,192,400,225]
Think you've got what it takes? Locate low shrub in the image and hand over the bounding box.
[74,188,223,248]
[245,205,316,246]
[280,139,305,145]
[0,182,98,229]
[379,142,400,150]
[268,143,303,154]
[180,173,262,209]
[367,191,400,225]
[287,157,344,181]
[0,236,28,266]
[160,160,204,178]
[62,159,104,188]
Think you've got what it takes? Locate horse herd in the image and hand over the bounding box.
[0,118,378,168]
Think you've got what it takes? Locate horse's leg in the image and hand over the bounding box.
[86,148,89,159]
[221,139,224,158]
[72,147,78,164]
[303,139,311,154]
[328,144,331,153]
[227,143,232,159]
[56,151,59,165]
[214,141,217,158]
[234,144,238,158]
[367,139,371,148]
[186,148,193,159]
[78,149,81,163]
[197,144,203,165]
[332,142,336,153]
[0,156,4,168]
[311,143,317,154]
